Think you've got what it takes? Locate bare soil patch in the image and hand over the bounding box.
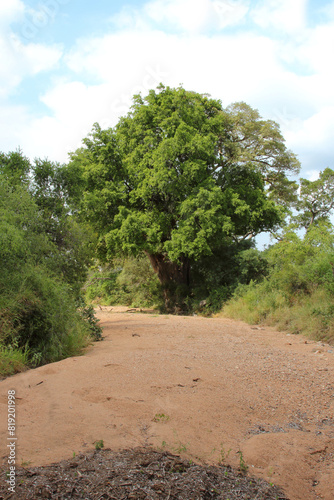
[1,308,334,499]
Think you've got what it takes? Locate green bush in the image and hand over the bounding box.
[0,267,92,366]
[77,299,103,341]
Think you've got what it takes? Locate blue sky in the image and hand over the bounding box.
[1,0,334,185]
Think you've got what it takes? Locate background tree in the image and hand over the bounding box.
[69,85,300,312]
[31,158,95,294]
[0,149,30,186]
[295,168,334,229]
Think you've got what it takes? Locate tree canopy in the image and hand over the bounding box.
[69,85,301,311]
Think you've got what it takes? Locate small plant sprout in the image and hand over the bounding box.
[218,443,232,464]
[174,442,188,454]
[94,440,104,450]
[237,451,248,473]
[21,461,31,467]
[153,413,170,423]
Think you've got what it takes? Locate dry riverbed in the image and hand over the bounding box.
[1,308,333,499]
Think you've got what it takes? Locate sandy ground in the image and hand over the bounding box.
[1,307,334,500]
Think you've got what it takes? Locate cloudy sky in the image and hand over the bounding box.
[1,0,334,181]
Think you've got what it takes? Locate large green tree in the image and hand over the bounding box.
[69,85,300,311]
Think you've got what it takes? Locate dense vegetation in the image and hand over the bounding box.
[0,151,102,378]
[1,85,333,378]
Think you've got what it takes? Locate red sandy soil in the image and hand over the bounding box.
[1,307,334,499]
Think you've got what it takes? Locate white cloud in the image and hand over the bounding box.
[296,23,334,77]
[305,170,320,181]
[0,35,62,98]
[211,0,250,29]
[145,0,212,33]
[0,0,25,26]
[19,81,111,160]
[66,30,279,99]
[111,0,250,34]
[16,38,62,73]
[0,0,63,100]
[251,0,308,33]
[0,103,30,152]
[5,27,278,161]
[283,105,334,172]
[14,17,334,167]
[287,106,334,151]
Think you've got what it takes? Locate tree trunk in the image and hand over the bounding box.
[145,252,190,313]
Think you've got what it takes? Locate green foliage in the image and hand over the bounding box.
[70,87,294,261]
[222,221,334,343]
[85,264,120,304]
[225,102,300,206]
[0,150,31,186]
[85,245,267,313]
[218,444,232,465]
[265,221,334,296]
[31,157,95,295]
[153,413,170,423]
[116,256,162,307]
[237,451,248,473]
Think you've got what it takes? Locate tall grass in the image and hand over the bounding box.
[0,344,29,378]
[222,284,334,343]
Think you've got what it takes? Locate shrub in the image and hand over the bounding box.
[0,266,93,369]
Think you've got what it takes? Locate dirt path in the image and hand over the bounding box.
[1,308,334,500]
